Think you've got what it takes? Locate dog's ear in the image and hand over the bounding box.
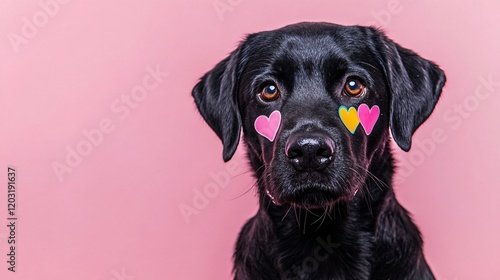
[381,34,446,151]
[192,48,242,162]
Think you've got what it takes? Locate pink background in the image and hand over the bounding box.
[1,0,499,279]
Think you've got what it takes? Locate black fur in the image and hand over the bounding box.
[192,22,445,280]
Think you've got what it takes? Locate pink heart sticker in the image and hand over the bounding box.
[358,104,380,135]
[254,111,281,142]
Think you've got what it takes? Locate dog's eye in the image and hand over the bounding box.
[344,79,364,96]
[260,84,280,101]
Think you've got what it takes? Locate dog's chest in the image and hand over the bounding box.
[274,229,373,279]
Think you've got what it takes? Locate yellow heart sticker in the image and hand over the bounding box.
[339,106,360,134]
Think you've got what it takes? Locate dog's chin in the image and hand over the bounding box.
[267,186,358,209]
[290,191,350,209]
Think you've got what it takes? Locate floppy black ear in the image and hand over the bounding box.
[382,37,446,151]
[192,48,242,162]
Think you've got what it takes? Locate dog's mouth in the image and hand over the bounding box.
[265,185,359,209]
[263,129,364,208]
[264,153,363,209]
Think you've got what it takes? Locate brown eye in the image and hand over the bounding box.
[344,79,364,96]
[260,84,280,101]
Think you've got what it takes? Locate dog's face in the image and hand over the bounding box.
[193,22,445,208]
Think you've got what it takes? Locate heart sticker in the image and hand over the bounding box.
[254,110,281,142]
[338,106,360,134]
[358,104,380,135]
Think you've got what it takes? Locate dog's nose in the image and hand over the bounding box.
[285,134,335,171]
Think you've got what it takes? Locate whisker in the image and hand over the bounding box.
[303,209,308,234]
[358,61,378,71]
[325,203,333,221]
[355,163,390,190]
[282,205,293,222]
[304,207,321,217]
[228,180,258,201]
[293,207,300,228]
[228,164,268,201]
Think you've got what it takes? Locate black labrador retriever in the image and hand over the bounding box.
[192,22,445,280]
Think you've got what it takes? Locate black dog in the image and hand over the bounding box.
[192,22,445,280]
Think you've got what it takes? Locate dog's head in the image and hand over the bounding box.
[193,22,445,208]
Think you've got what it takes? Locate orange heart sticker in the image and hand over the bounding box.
[338,106,360,134]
